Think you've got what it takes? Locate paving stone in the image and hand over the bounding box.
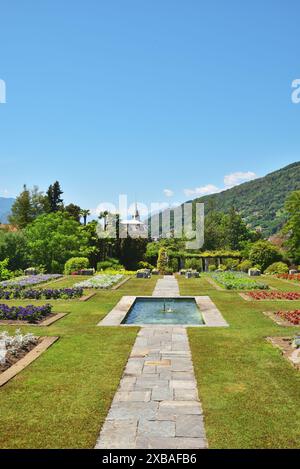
[174,388,199,401]
[107,402,158,420]
[159,401,202,415]
[176,415,206,438]
[170,380,197,390]
[114,391,151,402]
[151,387,174,401]
[95,276,207,449]
[95,419,137,449]
[138,419,175,438]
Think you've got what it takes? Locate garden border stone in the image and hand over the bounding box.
[0,336,59,387]
[0,312,67,327]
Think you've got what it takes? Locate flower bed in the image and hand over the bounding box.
[277,274,300,282]
[0,287,83,300]
[0,329,40,373]
[0,274,62,289]
[274,310,300,325]
[0,304,52,323]
[74,274,123,289]
[247,291,300,301]
[210,271,268,290]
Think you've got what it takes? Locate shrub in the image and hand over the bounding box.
[157,248,168,274]
[137,261,155,270]
[238,260,253,272]
[224,258,239,270]
[169,258,179,272]
[64,257,89,275]
[97,258,124,271]
[208,265,216,272]
[0,259,13,282]
[264,262,289,275]
[249,240,283,272]
[185,258,202,271]
[217,264,227,271]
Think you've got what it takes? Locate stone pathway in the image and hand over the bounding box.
[152,275,180,297]
[95,276,207,449]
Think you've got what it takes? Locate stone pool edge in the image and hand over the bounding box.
[97,296,228,328]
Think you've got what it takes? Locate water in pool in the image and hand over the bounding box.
[122,297,204,325]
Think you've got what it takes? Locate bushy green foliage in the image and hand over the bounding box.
[238,260,253,272]
[217,264,227,271]
[224,258,239,270]
[264,262,289,275]
[157,247,168,274]
[25,212,90,273]
[137,261,155,270]
[0,258,13,281]
[208,265,217,272]
[64,257,89,274]
[185,258,202,271]
[283,190,300,263]
[97,258,123,271]
[249,240,283,272]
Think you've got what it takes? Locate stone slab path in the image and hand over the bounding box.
[152,275,180,297]
[95,276,208,449]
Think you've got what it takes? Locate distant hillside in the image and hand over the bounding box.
[0,197,14,224]
[191,162,300,236]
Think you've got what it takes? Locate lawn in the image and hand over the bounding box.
[178,276,300,449]
[0,277,157,449]
[0,274,300,448]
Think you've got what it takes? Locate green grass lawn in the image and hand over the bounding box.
[178,276,300,449]
[0,277,157,449]
[1,274,300,448]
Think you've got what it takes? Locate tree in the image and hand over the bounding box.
[9,185,33,228]
[222,207,251,250]
[98,211,109,231]
[80,209,91,226]
[65,204,82,222]
[47,181,64,212]
[0,230,27,271]
[24,212,90,272]
[283,190,300,262]
[249,240,283,272]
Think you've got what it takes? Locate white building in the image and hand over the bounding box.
[120,205,148,238]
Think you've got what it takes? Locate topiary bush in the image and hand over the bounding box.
[64,257,89,275]
[264,262,289,275]
[157,248,169,274]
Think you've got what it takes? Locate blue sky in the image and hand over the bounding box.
[0,0,299,216]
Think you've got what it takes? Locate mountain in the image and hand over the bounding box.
[190,162,300,236]
[0,197,15,224]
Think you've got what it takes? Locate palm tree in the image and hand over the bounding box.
[98,211,109,231]
[80,209,90,226]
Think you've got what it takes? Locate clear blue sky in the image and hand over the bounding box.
[0,0,299,215]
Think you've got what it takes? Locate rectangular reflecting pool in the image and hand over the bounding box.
[121,297,205,325]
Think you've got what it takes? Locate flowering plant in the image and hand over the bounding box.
[74,274,123,289]
[0,274,62,289]
[0,304,52,323]
[248,291,300,300]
